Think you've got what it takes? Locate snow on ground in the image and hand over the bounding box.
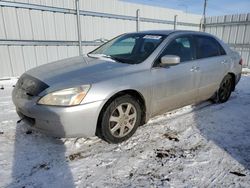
[243,68,250,74]
[0,75,250,188]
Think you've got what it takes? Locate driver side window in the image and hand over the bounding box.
[156,36,195,65]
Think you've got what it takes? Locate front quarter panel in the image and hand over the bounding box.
[82,69,153,119]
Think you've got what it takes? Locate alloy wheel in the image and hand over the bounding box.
[109,103,137,138]
[218,76,232,101]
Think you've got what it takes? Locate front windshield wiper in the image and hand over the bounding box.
[87,53,126,64]
[87,53,109,58]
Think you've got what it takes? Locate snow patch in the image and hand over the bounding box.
[0,76,250,187]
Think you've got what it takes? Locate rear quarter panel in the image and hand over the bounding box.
[230,50,242,71]
[216,37,242,83]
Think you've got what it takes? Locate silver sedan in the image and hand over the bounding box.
[12,30,242,143]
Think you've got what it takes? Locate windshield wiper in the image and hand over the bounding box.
[87,53,126,64]
[87,53,108,58]
[108,56,126,64]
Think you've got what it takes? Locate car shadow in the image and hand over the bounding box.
[193,85,250,171]
[9,116,75,187]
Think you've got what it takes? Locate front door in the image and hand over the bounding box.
[150,35,199,116]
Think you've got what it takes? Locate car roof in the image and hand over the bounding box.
[132,30,210,36]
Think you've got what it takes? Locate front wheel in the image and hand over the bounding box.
[98,95,142,143]
[216,74,233,103]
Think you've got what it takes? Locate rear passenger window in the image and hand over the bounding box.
[195,36,226,59]
[218,43,226,55]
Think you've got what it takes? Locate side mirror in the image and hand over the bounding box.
[160,55,180,66]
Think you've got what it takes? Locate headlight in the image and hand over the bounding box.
[38,85,90,106]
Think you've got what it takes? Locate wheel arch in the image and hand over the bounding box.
[95,89,147,137]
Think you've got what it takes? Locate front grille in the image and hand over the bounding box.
[16,74,49,97]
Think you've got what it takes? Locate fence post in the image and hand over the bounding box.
[75,0,83,56]
[174,15,177,30]
[199,19,203,31]
[136,9,140,32]
[202,18,206,31]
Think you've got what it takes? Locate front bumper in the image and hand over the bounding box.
[13,90,105,138]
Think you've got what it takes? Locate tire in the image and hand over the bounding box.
[216,74,233,103]
[98,95,142,143]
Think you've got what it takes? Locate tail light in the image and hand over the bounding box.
[239,59,243,65]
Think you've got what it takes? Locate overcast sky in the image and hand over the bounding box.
[124,0,250,16]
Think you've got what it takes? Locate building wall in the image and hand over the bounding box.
[0,0,201,78]
[205,14,250,68]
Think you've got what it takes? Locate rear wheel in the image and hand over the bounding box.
[216,74,233,103]
[98,95,141,143]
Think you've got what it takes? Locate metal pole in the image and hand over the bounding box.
[174,15,178,30]
[202,0,207,31]
[75,0,83,56]
[136,9,140,32]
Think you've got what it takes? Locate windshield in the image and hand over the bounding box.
[88,33,166,64]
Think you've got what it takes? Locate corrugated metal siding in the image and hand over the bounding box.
[205,13,250,68]
[0,0,201,78]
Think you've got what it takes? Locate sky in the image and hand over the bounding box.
[124,0,250,16]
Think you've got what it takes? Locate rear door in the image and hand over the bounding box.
[194,35,228,101]
[150,35,199,116]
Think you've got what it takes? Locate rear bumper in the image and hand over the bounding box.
[235,72,241,85]
[13,90,105,137]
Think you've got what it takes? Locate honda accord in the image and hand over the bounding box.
[12,30,242,143]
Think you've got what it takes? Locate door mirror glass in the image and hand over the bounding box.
[160,55,180,66]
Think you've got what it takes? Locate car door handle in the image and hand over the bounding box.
[190,66,200,72]
[190,67,196,72]
[221,60,227,64]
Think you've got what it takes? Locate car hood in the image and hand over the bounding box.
[26,56,138,87]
